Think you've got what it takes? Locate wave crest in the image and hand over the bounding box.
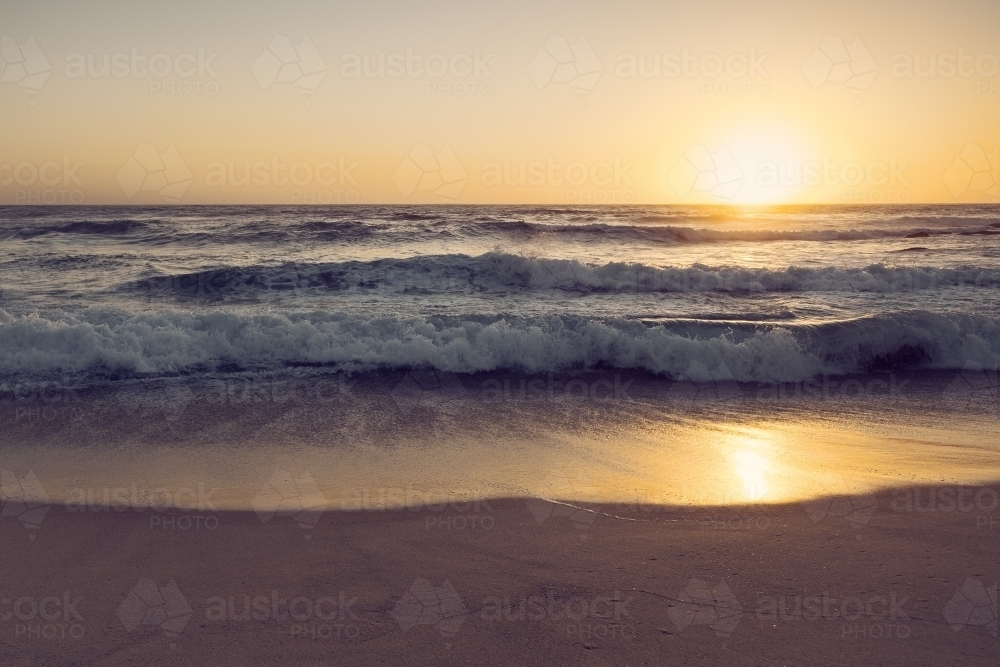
[122,253,1000,299]
[1,309,997,382]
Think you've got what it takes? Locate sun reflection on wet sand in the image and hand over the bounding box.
[642,417,1000,508]
[732,449,770,501]
[2,406,998,511]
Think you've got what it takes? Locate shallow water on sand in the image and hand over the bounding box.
[3,370,997,513]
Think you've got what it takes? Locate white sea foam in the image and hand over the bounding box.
[1,308,997,382]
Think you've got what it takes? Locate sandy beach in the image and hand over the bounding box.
[1,489,996,666]
[2,369,997,664]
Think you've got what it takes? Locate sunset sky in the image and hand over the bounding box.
[1,0,998,205]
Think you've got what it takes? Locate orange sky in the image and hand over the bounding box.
[1,0,997,205]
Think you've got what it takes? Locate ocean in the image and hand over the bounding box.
[2,204,999,507]
[3,204,1000,381]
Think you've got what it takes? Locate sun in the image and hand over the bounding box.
[723,125,815,205]
[665,120,818,206]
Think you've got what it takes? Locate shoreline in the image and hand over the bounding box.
[4,368,999,511]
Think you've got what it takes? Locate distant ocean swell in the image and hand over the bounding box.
[524,222,1000,245]
[1,309,997,383]
[114,253,1000,299]
[3,217,999,246]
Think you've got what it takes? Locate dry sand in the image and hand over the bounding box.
[1,488,996,666]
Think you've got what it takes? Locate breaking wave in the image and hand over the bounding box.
[1,308,997,382]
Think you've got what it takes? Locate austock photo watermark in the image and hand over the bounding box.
[64,482,221,531]
[667,142,746,201]
[390,368,926,417]
[2,379,87,425]
[10,372,472,434]
[252,35,326,99]
[754,155,912,203]
[803,35,998,101]
[253,473,497,537]
[1,470,52,539]
[801,475,998,535]
[204,156,362,203]
[670,576,999,644]
[251,469,326,540]
[666,140,996,204]
[0,157,86,204]
[64,47,220,96]
[388,370,640,416]
[479,372,637,404]
[253,36,495,99]
[667,143,913,203]
[196,375,354,406]
[480,156,636,203]
[393,143,468,201]
[0,590,86,642]
[393,144,637,203]
[204,589,362,642]
[748,372,914,403]
[667,578,914,642]
[943,578,998,638]
[530,37,995,104]
[530,36,772,103]
[664,369,917,407]
[119,576,366,646]
[755,589,915,641]
[15,465,524,545]
[944,144,998,200]
[117,143,192,203]
[116,144,364,204]
[337,484,496,532]
[480,590,636,643]
[1,468,221,533]
[801,34,879,104]
[393,578,636,647]
[3,35,220,100]
[889,48,999,96]
[252,470,499,535]
[110,375,354,425]
[0,34,52,105]
[339,47,495,97]
[890,485,999,531]
[527,34,603,106]
[616,47,770,97]
[116,578,191,649]
[943,361,1000,412]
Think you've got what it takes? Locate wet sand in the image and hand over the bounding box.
[4,370,1000,511]
[0,490,997,666]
